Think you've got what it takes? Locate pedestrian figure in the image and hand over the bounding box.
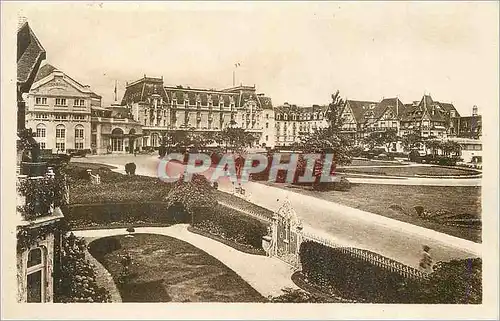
[419,245,433,273]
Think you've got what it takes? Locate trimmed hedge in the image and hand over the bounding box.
[299,241,482,304]
[299,241,424,303]
[63,202,191,229]
[215,190,274,220]
[193,204,268,250]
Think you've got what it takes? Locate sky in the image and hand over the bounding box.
[15,1,499,115]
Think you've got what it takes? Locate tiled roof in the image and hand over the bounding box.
[17,22,46,89]
[373,97,406,119]
[345,100,378,123]
[257,95,273,110]
[400,95,455,122]
[121,78,169,105]
[33,63,56,83]
[122,77,272,110]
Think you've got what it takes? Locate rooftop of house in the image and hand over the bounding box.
[17,22,46,89]
[121,76,273,110]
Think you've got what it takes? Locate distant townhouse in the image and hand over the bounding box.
[399,95,460,139]
[342,98,405,145]
[274,103,329,147]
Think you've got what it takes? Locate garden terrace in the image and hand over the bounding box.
[88,234,267,302]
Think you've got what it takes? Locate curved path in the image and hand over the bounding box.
[74,155,482,268]
[73,224,298,298]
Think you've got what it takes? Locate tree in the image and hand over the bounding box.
[425,139,442,156]
[164,174,216,215]
[170,131,192,151]
[219,127,248,152]
[295,90,353,166]
[363,128,399,152]
[401,131,424,151]
[421,258,482,304]
[441,140,461,157]
[325,90,345,130]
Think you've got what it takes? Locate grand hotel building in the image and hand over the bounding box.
[120,76,275,149]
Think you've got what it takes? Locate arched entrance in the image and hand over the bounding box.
[128,129,136,153]
[111,128,124,152]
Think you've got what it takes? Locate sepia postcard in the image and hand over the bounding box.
[1,1,499,320]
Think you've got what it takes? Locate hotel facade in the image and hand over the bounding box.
[120,76,275,149]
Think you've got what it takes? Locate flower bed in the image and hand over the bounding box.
[192,204,269,250]
[54,233,111,303]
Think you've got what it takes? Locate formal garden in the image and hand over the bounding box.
[49,160,483,304]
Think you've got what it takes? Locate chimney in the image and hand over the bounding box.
[18,16,27,29]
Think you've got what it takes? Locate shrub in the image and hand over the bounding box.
[54,233,111,303]
[269,288,324,303]
[165,174,216,214]
[420,258,482,304]
[193,204,268,249]
[125,163,136,175]
[333,177,351,191]
[351,146,365,158]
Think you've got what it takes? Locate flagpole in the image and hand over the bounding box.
[232,70,235,87]
[114,80,117,102]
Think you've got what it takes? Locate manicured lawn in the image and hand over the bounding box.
[338,165,479,177]
[88,234,266,302]
[281,184,482,242]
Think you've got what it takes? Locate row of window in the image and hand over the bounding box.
[276,112,326,121]
[35,124,85,139]
[35,97,86,107]
[33,113,87,121]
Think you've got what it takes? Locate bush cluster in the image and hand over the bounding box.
[300,241,423,303]
[193,204,268,250]
[54,233,111,303]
